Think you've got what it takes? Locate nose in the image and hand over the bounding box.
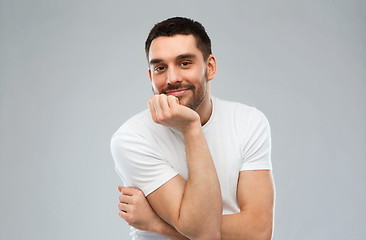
[166,66,182,85]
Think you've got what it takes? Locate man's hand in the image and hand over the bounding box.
[117,186,163,232]
[148,94,200,134]
[118,186,190,240]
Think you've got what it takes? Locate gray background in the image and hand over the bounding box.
[1,0,365,239]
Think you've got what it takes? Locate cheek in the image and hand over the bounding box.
[151,75,165,90]
[183,68,204,83]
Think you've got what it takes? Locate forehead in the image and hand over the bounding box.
[148,34,203,62]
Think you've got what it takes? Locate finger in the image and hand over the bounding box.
[119,210,128,220]
[167,95,179,108]
[121,186,141,196]
[158,94,170,113]
[153,95,164,122]
[119,210,132,223]
[118,193,133,203]
[118,202,130,212]
[118,186,129,192]
[148,97,159,123]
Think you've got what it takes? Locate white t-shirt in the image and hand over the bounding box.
[111,96,272,239]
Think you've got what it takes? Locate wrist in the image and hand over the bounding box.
[150,218,167,235]
[181,121,202,137]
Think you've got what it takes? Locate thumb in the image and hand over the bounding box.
[167,95,180,107]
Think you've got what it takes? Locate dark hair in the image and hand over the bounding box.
[145,17,212,61]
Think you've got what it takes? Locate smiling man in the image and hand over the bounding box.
[111,17,275,240]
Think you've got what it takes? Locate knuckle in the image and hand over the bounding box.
[159,95,167,104]
[168,95,176,102]
[137,189,144,196]
[157,113,164,121]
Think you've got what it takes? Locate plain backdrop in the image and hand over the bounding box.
[1,0,365,239]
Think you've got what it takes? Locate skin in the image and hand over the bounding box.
[147,34,215,125]
[117,34,275,240]
[118,170,275,240]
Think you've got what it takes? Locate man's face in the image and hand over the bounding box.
[148,34,209,110]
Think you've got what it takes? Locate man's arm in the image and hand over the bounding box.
[118,170,274,240]
[118,186,189,240]
[220,170,275,240]
[146,94,222,239]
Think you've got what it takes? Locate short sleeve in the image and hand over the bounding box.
[111,131,178,196]
[240,108,272,171]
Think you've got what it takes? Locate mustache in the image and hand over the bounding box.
[160,84,194,94]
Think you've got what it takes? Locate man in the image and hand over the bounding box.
[111,17,275,240]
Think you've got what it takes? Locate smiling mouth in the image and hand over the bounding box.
[165,89,189,96]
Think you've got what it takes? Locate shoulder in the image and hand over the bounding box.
[111,110,154,146]
[213,96,269,126]
[114,109,151,133]
[110,109,172,150]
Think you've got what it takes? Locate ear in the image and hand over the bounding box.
[206,54,217,81]
[148,68,152,82]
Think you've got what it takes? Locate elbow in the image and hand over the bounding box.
[248,227,272,240]
[246,211,273,240]
[188,231,221,240]
[253,219,273,240]
[175,220,221,240]
[176,226,221,240]
[257,227,273,240]
[199,231,221,240]
[173,204,222,239]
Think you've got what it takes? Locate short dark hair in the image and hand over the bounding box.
[145,17,212,61]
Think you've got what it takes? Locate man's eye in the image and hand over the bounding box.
[180,61,191,67]
[154,66,165,72]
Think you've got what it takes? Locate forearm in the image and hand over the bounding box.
[221,212,273,240]
[153,210,272,240]
[153,219,189,240]
[159,211,272,240]
[176,124,222,239]
[151,169,273,240]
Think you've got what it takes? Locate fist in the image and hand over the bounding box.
[118,186,162,232]
[148,94,200,133]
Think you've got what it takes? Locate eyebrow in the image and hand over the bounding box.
[149,53,197,65]
[176,53,197,60]
[149,59,163,65]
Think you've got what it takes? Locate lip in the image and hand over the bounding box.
[165,89,189,96]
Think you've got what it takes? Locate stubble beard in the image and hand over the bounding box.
[152,69,208,111]
[184,77,207,111]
